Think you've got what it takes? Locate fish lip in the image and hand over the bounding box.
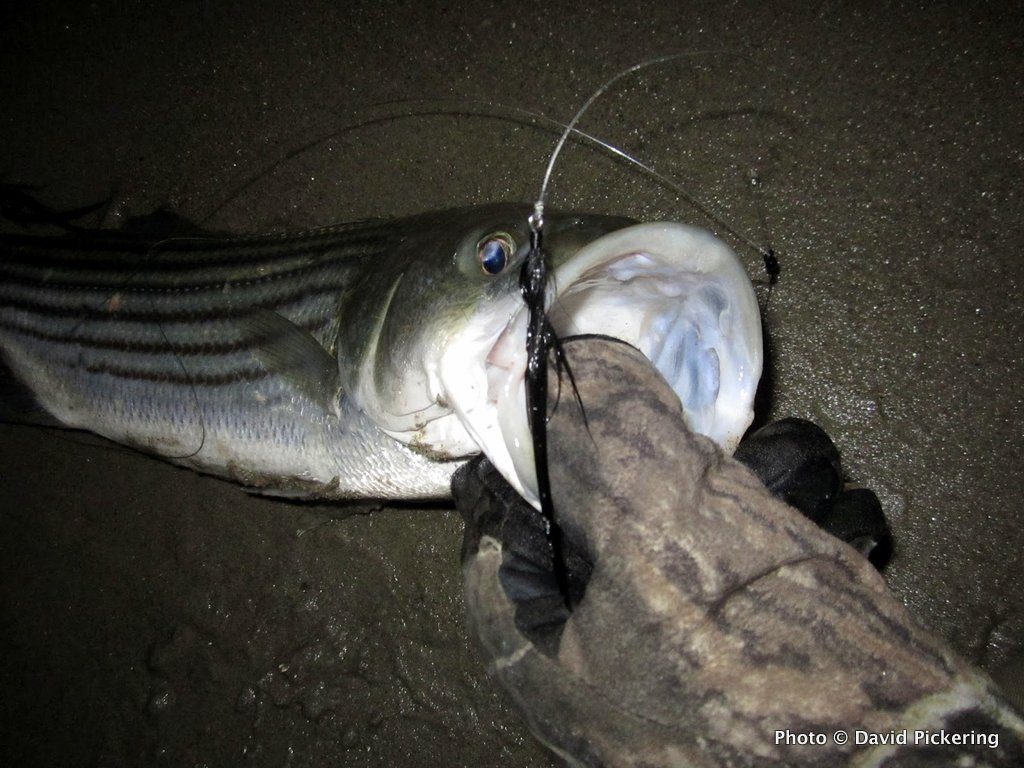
[440,221,763,506]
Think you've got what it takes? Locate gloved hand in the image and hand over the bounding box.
[453,336,1023,767]
[733,417,890,566]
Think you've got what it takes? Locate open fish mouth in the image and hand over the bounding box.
[439,221,763,506]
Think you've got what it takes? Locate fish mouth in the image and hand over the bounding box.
[439,222,763,506]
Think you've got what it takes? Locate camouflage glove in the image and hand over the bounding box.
[453,336,1023,768]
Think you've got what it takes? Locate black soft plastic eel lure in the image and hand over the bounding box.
[519,213,570,596]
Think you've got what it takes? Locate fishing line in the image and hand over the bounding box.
[203,97,776,268]
[523,51,775,603]
[536,53,716,217]
[149,253,208,462]
[0,418,149,455]
[749,168,780,307]
[61,234,215,461]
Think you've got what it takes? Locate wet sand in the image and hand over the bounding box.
[1,1,1021,765]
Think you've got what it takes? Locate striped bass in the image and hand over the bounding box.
[0,203,762,504]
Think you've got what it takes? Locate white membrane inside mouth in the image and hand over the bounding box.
[440,221,763,508]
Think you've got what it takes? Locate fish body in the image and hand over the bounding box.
[0,204,763,502]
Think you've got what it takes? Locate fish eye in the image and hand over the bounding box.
[477,233,515,276]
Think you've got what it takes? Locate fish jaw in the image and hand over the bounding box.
[439,221,763,507]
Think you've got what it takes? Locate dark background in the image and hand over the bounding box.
[1,1,1021,765]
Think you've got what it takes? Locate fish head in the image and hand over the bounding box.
[336,205,537,449]
[339,204,763,505]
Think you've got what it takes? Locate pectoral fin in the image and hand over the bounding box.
[237,309,341,414]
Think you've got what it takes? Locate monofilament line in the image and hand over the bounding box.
[533,51,729,230]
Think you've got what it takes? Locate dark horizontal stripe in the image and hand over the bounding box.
[0,313,333,355]
[0,240,385,286]
[82,357,269,386]
[0,254,361,295]
[0,281,347,322]
[0,247,363,286]
[0,218,393,271]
